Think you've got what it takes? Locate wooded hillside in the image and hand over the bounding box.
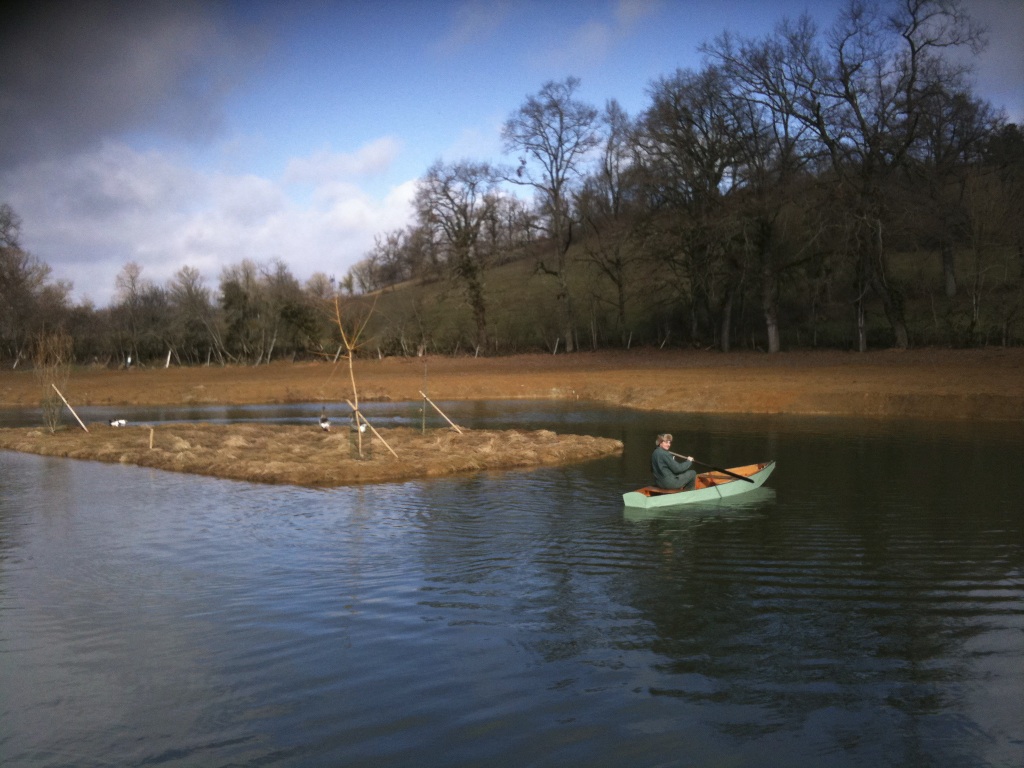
[3,1,1021,367]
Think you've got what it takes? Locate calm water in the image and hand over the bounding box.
[1,402,1021,767]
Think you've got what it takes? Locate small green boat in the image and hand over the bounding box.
[622,461,776,509]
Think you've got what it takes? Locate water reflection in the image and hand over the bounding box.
[1,404,1021,767]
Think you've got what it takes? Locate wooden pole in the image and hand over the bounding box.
[51,384,89,432]
[418,391,463,434]
[670,451,754,484]
[345,399,399,458]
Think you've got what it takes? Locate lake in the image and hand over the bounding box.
[1,401,1021,767]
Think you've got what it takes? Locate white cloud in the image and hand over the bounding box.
[434,0,512,55]
[440,117,507,166]
[535,0,661,72]
[3,141,414,306]
[615,0,662,28]
[208,174,288,224]
[282,138,403,186]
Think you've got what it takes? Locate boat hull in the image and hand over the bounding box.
[622,461,776,509]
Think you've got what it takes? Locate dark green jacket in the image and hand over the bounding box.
[651,446,694,489]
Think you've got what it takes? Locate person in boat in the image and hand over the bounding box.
[651,433,696,490]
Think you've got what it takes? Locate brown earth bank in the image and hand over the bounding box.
[0,424,624,488]
[2,349,1019,487]
[1,348,1022,421]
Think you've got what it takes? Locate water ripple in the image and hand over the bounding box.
[2,412,1023,767]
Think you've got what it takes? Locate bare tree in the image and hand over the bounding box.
[0,203,71,365]
[958,124,1024,344]
[415,160,499,352]
[348,255,383,294]
[33,330,73,433]
[503,77,600,352]
[481,192,537,264]
[705,28,817,352]
[219,260,266,363]
[635,65,744,349]
[113,262,152,365]
[909,86,1000,298]
[168,266,227,365]
[346,225,437,293]
[771,0,984,349]
[577,99,641,345]
[218,259,316,364]
[331,295,381,458]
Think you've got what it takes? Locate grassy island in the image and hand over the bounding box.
[0,423,623,488]
[1,348,1021,487]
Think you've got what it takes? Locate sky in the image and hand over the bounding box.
[2,0,1022,308]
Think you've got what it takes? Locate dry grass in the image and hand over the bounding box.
[1,348,1020,488]
[2,348,1022,420]
[0,423,623,488]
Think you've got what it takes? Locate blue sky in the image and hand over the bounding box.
[2,0,1021,307]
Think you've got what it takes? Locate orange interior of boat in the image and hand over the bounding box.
[636,463,765,497]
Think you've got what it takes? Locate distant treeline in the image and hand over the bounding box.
[2,1,1022,367]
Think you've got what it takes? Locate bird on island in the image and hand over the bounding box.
[109,418,127,427]
[350,414,367,433]
[319,409,331,432]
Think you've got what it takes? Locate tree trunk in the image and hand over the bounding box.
[616,280,628,347]
[556,271,575,353]
[466,277,488,353]
[719,287,733,353]
[941,242,957,297]
[761,259,781,354]
[866,219,909,350]
[856,291,867,353]
[869,269,910,349]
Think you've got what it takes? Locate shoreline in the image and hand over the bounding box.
[1,348,1022,421]
[1,348,1019,487]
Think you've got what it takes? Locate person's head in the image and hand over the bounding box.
[656,433,673,448]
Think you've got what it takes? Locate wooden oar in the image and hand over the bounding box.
[670,451,754,483]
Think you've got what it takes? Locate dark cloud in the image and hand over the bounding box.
[0,0,269,170]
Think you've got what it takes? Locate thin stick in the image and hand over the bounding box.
[345,399,399,458]
[51,384,89,432]
[418,390,463,434]
[149,428,154,450]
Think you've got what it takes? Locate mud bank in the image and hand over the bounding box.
[2,348,1021,420]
